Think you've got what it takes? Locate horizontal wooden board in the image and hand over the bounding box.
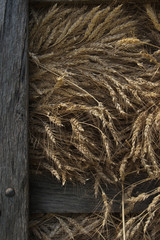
[30,175,119,213]
[30,0,159,2]
[30,174,159,213]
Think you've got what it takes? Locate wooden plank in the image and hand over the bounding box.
[30,0,159,3]
[30,174,159,213]
[0,1,28,240]
[30,0,108,2]
[30,175,120,213]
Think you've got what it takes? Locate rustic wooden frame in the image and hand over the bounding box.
[0,1,28,239]
[31,0,159,3]
[0,0,159,239]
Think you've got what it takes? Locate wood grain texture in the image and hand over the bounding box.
[30,175,159,213]
[0,1,28,240]
[30,175,120,213]
[30,0,106,2]
[30,0,158,3]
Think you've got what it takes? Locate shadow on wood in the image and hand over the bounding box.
[30,174,160,213]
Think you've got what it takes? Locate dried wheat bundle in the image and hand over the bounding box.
[29,193,160,240]
[29,2,160,240]
[29,190,160,240]
[116,196,160,239]
[29,212,121,240]
[29,3,160,184]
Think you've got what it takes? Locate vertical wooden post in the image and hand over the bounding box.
[0,1,28,239]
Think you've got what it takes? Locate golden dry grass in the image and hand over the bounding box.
[29,1,160,239]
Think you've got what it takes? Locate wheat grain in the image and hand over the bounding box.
[83,6,110,40]
[56,217,74,239]
[29,3,160,239]
[145,4,160,31]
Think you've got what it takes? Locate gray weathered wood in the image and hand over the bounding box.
[31,0,89,1]
[0,1,28,240]
[30,174,159,213]
[30,175,120,213]
[30,0,158,3]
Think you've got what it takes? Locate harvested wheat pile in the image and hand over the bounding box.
[29,1,160,239]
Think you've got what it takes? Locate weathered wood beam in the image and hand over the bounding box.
[30,174,159,213]
[0,1,28,240]
[30,0,110,2]
[30,0,159,3]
